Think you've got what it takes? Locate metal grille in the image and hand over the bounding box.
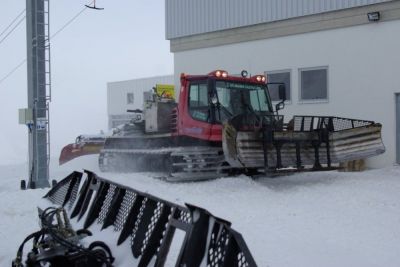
[331,117,353,131]
[68,180,80,211]
[207,227,229,267]
[141,202,164,254]
[114,190,137,231]
[353,120,373,128]
[44,171,258,267]
[130,198,148,249]
[178,209,192,224]
[238,252,250,267]
[293,116,314,131]
[98,184,117,224]
[293,116,374,132]
[330,117,374,131]
[47,179,70,206]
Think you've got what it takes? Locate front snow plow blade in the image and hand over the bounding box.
[223,116,385,170]
[59,135,105,165]
[44,171,258,266]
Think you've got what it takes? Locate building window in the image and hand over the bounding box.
[265,70,291,102]
[299,67,328,101]
[127,92,134,104]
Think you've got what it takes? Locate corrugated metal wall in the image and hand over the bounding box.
[166,0,392,39]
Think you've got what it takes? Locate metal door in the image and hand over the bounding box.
[397,94,400,164]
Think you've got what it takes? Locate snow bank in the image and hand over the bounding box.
[0,156,399,266]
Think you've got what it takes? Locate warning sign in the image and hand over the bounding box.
[36,118,47,130]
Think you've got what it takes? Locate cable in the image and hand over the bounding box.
[40,208,113,266]
[0,9,25,39]
[0,15,26,46]
[0,1,95,87]
[0,59,26,84]
[51,1,93,39]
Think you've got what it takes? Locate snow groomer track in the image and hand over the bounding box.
[44,170,257,267]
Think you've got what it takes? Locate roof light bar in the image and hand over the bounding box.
[251,75,267,83]
[209,70,228,78]
[250,75,267,83]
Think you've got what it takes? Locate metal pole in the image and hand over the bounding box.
[26,0,51,188]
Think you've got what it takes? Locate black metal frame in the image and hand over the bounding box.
[44,171,257,267]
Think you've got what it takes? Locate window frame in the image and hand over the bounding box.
[265,69,292,104]
[298,66,329,104]
[188,81,210,122]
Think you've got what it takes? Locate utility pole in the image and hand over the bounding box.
[19,0,51,188]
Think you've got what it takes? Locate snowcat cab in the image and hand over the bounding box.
[174,70,286,143]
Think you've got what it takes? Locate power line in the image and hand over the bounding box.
[0,2,94,86]
[0,15,26,46]
[0,59,26,84]
[51,4,91,39]
[0,9,26,39]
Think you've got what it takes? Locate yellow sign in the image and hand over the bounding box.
[156,84,175,100]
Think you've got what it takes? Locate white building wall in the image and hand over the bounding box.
[107,75,174,128]
[174,20,400,168]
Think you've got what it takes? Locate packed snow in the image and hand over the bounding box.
[0,155,399,266]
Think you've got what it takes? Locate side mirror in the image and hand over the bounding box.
[278,84,286,102]
[275,84,286,112]
[275,101,285,112]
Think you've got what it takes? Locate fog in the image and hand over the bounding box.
[0,0,173,165]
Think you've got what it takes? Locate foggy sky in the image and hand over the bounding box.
[0,0,173,165]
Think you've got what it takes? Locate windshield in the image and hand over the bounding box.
[215,80,272,120]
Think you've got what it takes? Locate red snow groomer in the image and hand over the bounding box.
[60,70,385,181]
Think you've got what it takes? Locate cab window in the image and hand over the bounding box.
[189,83,209,121]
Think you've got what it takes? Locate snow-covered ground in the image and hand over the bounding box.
[1,155,399,266]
